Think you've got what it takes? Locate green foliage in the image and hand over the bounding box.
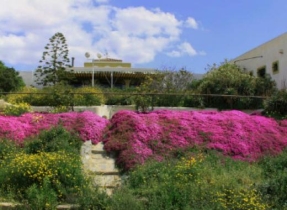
[0,61,25,93]
[76,186,109,210]
[264,89,287,118]
[0,126,90,206]
[73,86,105,106]
[3,103,31,116]
[105,87,135,105]
[44,83,75,108]
[197,61,276,110]
[258,149,287,208]
[122,151,266,210]
[0,139,18,162]
[1,151,84,201]
[135,70,194,111]
[34,32,75,86]
[109,187,145,210]
[24,125,82,155]
[25,177,58,210]
[5,85,105,108]
[5,86,38,105]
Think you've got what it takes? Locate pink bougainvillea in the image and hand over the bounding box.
[0,111,108,144]
[103,110,287,170]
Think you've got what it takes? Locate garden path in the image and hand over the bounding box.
[81,141,121,195]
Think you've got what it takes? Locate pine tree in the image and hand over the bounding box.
[34,32,74,86]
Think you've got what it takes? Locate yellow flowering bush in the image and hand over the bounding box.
[73,86,105,105]
[4,102,31,116]
[174,153,204,183]
[5,86,38,104]
[3,151,85,198]
[50,105,71,113]
[125,150,269,209]
[215,188,268,210]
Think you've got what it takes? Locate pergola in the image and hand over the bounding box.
[66,67,157,88]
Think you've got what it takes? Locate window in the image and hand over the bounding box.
[272,61,279,74]
[257,66,266,78]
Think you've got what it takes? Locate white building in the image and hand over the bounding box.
[232,32,287,89]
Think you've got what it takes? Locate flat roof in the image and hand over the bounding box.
[66,67,157,73]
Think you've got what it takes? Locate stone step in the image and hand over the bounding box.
[81,141,122,195]
[92,142,105,152]
[93,174,121,189]
[86,159,118,172]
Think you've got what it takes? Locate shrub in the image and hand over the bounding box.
[264,89,287,118]
[50,105,71,113]
[124,151,267,210]
[1,151,85,201]
[3,102,31,116]
[43,84,75,108]
[0,61,25,93]
[105,88,135,105]
[0,125,107,207]
[197,61,276,109]
[25,177,58,210]
[73,86,105,106]
[0,139,19,163]
[134,70,194,111]
[103,110,287,170]
[24,125,82,155]
[5,86,39,105]
[258,149,287,208]
[0,111,108,144]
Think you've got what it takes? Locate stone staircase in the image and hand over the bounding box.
[81,141,121,195]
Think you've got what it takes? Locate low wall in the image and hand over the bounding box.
[31,105,216,119]
[31,105,262,119]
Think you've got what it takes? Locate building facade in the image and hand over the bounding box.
[232,32,287,89]
[19,58,157,88]
[70,58,156,88]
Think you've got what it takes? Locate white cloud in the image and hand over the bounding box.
[185,17,198,29]
[0,0,202,69]
[167,42,198,57]
[95,0,109,3]
[179,42,197,56]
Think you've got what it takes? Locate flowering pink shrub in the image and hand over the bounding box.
[103,110,287,170]
[0,111,108,144]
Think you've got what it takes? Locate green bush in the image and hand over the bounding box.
[197,61,276,110]
[25,177,58,210]
[3,103,31,116]
[123,151,267,210]
[134,70,194,110]
[264,89,287,118]
[0,139,18,162]
[5,86,38,104]
[0,126,108,207]
[24,126,82,155]
[1,151,85,200]
[258,149,287,208]
[73,86,105,106]
[105,88,135,105]
[5,85,106,108]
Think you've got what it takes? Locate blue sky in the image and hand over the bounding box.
[0,0,286,73]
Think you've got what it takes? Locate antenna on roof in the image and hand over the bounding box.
[104,50,109,58]
[85,52,90,58]
[97,53,102,59]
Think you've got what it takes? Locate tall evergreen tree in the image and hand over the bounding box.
[34,32,74,86]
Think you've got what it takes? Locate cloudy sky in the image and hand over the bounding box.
[0,0,287,73]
